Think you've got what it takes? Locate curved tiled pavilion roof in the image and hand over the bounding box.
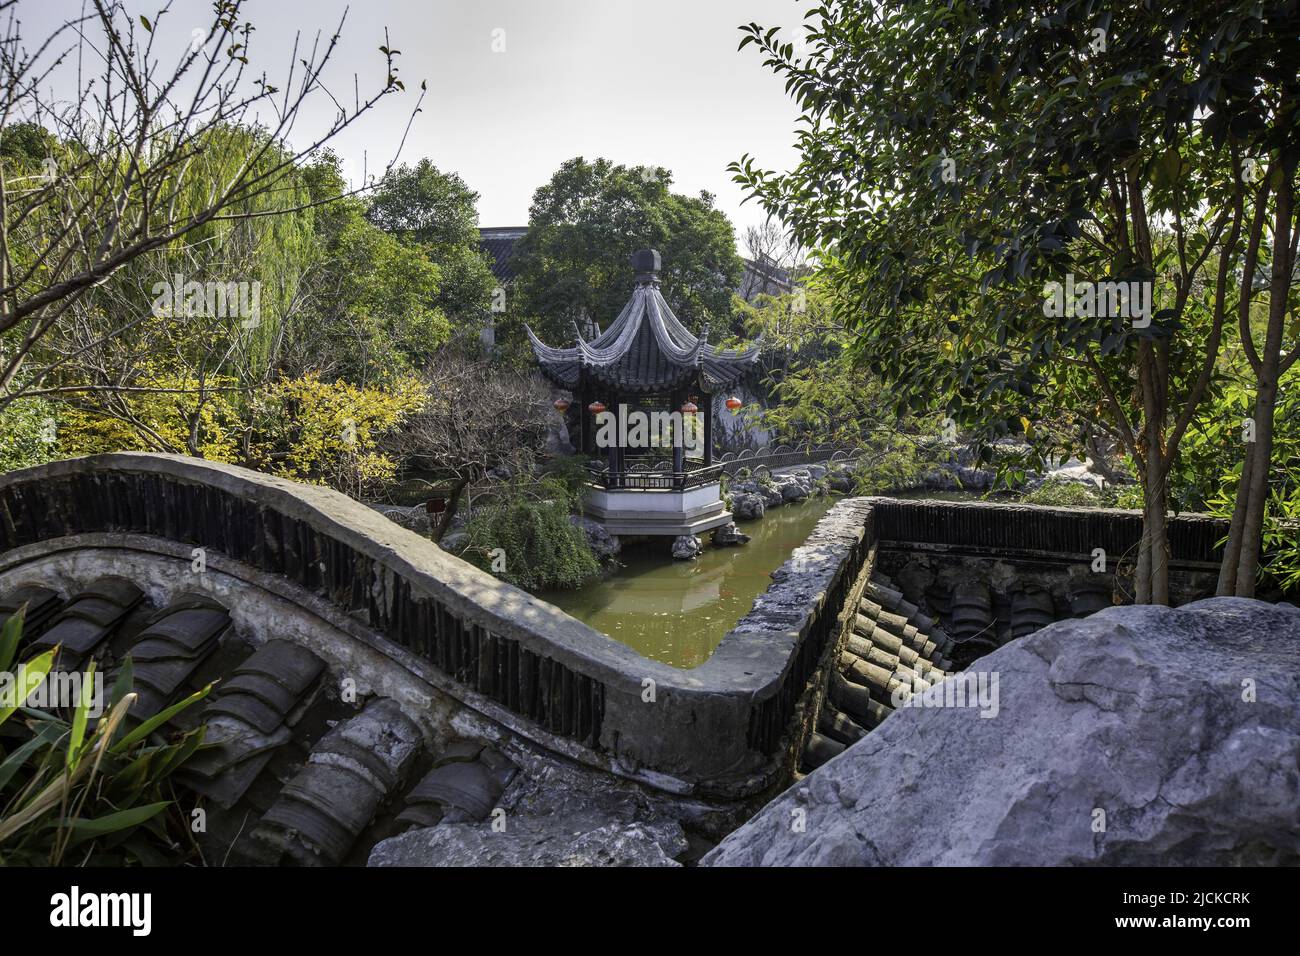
[526,250,761,394]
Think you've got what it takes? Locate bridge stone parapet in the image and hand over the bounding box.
[0,457,1240,805]
[0,455,846,800]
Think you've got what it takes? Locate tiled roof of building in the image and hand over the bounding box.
[739,256,795,300]
[526,250,762,395]
[478,226,527,283]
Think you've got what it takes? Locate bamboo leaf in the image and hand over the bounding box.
[0,648,55,729]
[0,722,62,793]
[60,802,170,848]
[66,659,96,772]
[0,605,25,673]
[110,683,213,753]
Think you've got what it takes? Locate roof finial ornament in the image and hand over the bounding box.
[631,249,661,286]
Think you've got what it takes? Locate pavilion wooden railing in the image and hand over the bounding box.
[718,442,866,476]
[585,461,724,492]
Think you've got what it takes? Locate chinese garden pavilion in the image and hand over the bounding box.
[527,249,762,536]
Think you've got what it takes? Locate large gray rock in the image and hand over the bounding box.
[705,598,1300,866]
[368,815,684,867]
[671,534,702,561]
[569,514,621,561]
[545,419,575,455]
[731,492,765,521]
[955,465,995,490]
[1026,456,1109,492]
[439,531,468,554]
[826,468,855,493]
[711,522,751,547]
[778,476,811,503]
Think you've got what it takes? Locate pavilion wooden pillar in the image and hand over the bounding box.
[605,391,619,488]
[672,388,685,489]
[702,392,714,466]
[577,384,590,455]
[614,394,626,487]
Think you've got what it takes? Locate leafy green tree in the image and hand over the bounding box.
[305,205,448,382]
[731,0,1298,602]
[0,1,417,410]
[8,142,445,467]
[0,121,57,166]
[366,159,496,325]
[510,157,744,344]
[736,281,890,444]
[1166,368,1300,595]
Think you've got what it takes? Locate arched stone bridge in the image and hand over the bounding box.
[0,454,826,800]
[0,454,1235,863]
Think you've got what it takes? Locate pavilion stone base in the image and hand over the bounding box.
[584,485,734,537]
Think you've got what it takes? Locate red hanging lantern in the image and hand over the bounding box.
[680,400,699,414]
[553,397,571,413]
[587,400,606,415]
[725,396,743,414]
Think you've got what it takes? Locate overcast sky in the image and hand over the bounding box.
[21,0,807,248]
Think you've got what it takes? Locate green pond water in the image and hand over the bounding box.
[541,497,837,669]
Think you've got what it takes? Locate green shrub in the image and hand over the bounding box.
[0,398,59,473]
[1020,478,1103,507]
[539,454,592,502]
[462,484,600,590]
[1111,484,1144,509]
[850,432,935,494]
[0,608,211,866]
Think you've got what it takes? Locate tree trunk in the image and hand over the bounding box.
[1234,383,1277,597]
[1138,454,1170,605]
[432,475,472,543]
[1134,343,1171,604]
[1231,167,1293,596]
[1216,441,1256,595]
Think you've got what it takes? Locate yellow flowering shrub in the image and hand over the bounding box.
[56,373,242,462]
[246,372,427,496]
[51,370,426,499]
